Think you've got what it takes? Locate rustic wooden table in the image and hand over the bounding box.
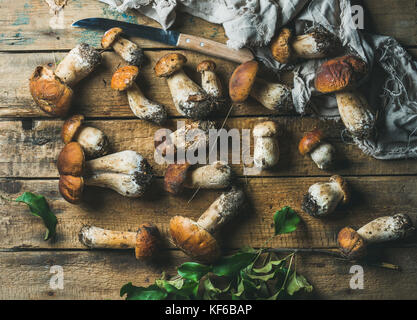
[0,0,417,300]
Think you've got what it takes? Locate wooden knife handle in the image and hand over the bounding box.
[177,33,255,64]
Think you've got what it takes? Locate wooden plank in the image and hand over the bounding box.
[1,248,417,299]
[1,177,416,250]
[0,0,416,52]
[0,51,280,118]
[1,118,417,178]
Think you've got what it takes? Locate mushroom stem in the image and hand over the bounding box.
[357,214,415,243]
[74,126,109,159]
[196,187,245,234]
[185,162,232,189]
[292,33,331,59]
[249,78,292,112]
[79,225,136,249]
[127,83,167,124]
[253,121,279,170]
[199,68,222,98]
[112,38,143,66]
[54,43,102,87]
[335,90,376,138]
[309,143,336,170]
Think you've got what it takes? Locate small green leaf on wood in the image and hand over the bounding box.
[15,192,57,240]
[212,251,257,277]
[120,283,168,300]
[177,262,212,282]
[286,272,313,296]
[273,206,300,236]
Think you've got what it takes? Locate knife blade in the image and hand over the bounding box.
[72,18,254,64]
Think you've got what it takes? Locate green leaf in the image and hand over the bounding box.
[177,262,211,282]
[286,272,313,296]
[212,252,257,277]
[15,192,57,240]
[120,283,168,300]
[273,206,300,236]
[252,259,283,274]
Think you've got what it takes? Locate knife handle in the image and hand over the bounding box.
[177,33,254,64]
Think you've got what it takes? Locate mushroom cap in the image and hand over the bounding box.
[270,28,293,64]
[59,175,84,204]
[29,65,73,117]
[61,114,85,144]
[196,60,216,73]
[154,53,187,77]
[229,60,259,103]
[298,129,325,155]
[170,216,220,263]
[135,223,161,260]
[330,175,350,204]
[337,227,367,259]
[57,142,85,176]
[101,27,123,49]
[315,55,367,93]
[164,163,192,195]
[253,121,278,137]
[111,65,139,91]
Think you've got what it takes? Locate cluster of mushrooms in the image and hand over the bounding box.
[27,25,414,264]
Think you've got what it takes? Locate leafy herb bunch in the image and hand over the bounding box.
[121,207,313,300]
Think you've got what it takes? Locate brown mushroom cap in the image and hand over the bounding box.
[154,53,187,77]
[101,27,123,49]
[61,114,85,144]
[337,227,367,259]
[330,175,350,204]
[315,55,367,93]
[229,60,259,103]
[29,65,73,117]
[59,175,84,204]
[111,65,139,91]
[270,28,293,64]
[298,129,325,155]
[135,223,161,259]
[57,142,85,176]
[170,216,220,263]
[196,60,216,73]
[164,163,192,195]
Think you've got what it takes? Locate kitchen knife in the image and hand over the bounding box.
[72,18,254,64]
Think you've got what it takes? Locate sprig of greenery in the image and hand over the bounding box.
[120,206,312,300]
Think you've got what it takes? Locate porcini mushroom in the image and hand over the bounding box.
[302,175,349,218]
[101,27,144,66]
[229,60,292,112]
[79,224,160,259]
[338,214,415,259]
[196,60,225,111]
[270,27,340,64]
[154,53,211,119]
[170,187,245,263]
[111,65,167,124]
[299,129,336,170]
[29,43,101,117]
[315,55,376,138]
[57,142,153,203]
[253,121,279,170]
[61,114,109,159]
[164,161,232,194]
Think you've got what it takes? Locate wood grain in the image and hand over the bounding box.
[1,177,416,250]
[1,118,417,179]
[1,249,417,300]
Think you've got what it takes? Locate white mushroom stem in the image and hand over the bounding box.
[292,33,328,59]
[305,181,344,217]
[112,37,142,65]
[196,188,245,234]
[84,151,152,197]
[79,225,136,249]
[166,70,210,119]
[335,90,376,138]
[167,121,215,154]
[250,78,292,112]
[185,162,232,189]
[200,69,222,98]
[357,214,414,244]
[253,122,279,170]
[309,143,336,170]
[55,43,101,87]
[75,126,109,159]
[127,83,167,124]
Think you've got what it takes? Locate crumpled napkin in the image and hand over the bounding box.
[100,0,417,160]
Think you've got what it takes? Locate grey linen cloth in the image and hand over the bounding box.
[100,0,417,160]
